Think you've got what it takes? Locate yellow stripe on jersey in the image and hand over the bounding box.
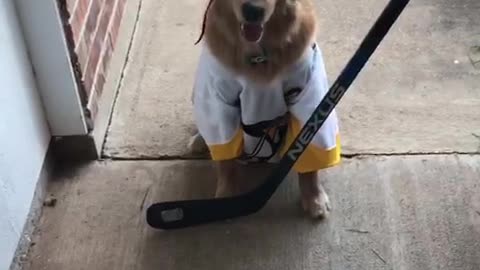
[208,128,244,161]
[281,115,341,173]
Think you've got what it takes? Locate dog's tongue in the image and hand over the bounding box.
[242,23,264,42]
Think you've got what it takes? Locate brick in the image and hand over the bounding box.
[65,0,78,14]
[87,89,100,121]
[109,22,118,47]
[70,0,92,44]
[85,43,109,118]
[70,18,82,44]
[78,0,91,23]
[101,41,113,76]
[83,38,101,92]
[82,0,104,50]
[82,71,94,97]
[75,37,89,73]
[60,0,127,113]
[109,0,125,47]
[83,0,116,93]
[93,67,106,97]
[116,0,126,25]
[96,0,115,42]
[107,32,114,50]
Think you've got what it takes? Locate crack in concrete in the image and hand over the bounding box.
[469,45,480,69]
[100,151,480,162]
[139,185,151,211]
[341,151,480,158]
[371,249,388,265]
[101,155,209,161]
[472,133,480,152]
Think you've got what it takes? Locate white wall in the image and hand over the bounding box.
[0,0,51,269]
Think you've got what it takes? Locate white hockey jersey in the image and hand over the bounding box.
[192,44,341,173]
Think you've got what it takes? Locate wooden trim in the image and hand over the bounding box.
[14,0,88,136]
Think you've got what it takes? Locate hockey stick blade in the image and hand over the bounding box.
[147,0,410,230]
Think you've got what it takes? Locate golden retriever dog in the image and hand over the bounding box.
[189,0,341,219]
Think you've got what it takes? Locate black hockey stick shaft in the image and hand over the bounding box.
[147,0,410,230]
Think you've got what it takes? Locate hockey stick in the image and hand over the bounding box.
[146,0,410,230]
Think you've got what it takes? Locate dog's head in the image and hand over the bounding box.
[197,0,302,45]
[228,0,279,43]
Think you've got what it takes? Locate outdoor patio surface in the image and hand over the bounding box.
[22,0,480,269]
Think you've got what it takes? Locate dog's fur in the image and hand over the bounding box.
[191,0,331,218]
[204,0,317,83]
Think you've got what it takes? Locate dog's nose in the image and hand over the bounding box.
[242,2,265,23]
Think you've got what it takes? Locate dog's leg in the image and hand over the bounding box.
[298,171,331,219]
[189,133,251,198]
[214,160,240,198]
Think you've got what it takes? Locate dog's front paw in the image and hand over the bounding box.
[298,173,331,219]
[301,189,331,219]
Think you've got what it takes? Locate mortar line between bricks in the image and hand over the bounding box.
[100,151,480,162]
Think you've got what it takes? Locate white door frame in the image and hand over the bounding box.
[14,0,88,136]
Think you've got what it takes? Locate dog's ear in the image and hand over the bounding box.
[195,0,215,45]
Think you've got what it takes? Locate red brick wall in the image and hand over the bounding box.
[59,0,126,123]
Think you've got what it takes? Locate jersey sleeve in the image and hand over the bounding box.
[281,45,342,173]
[192,49,244,161]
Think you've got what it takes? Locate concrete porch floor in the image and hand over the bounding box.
[22,0,480,269]
[22,157,480,270]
